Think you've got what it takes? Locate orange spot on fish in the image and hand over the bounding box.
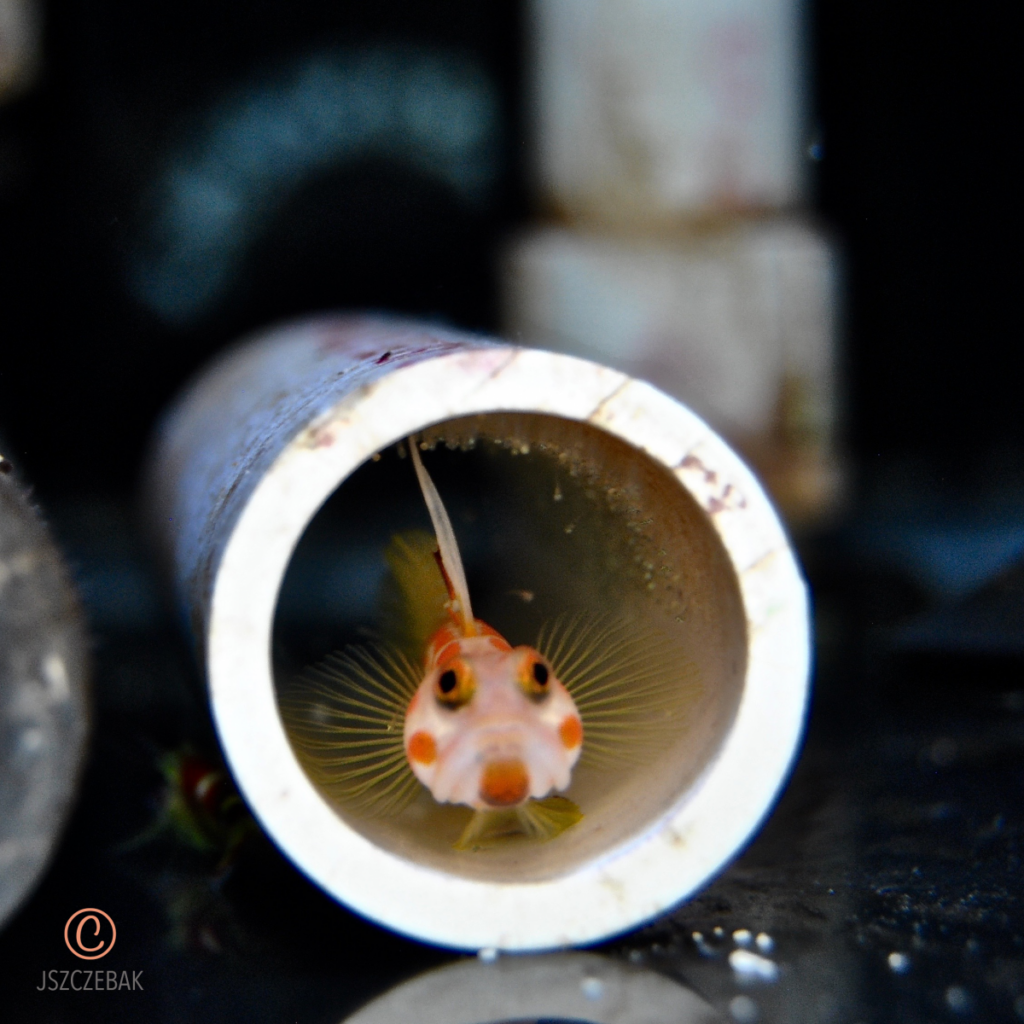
[427,624,462,666]
[479,759,529,807]
[478,622,512,651]
[407,731,437,765]
[559,716,583,749]
[434,640,459,665]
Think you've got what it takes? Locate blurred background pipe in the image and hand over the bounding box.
[504,0,842,528]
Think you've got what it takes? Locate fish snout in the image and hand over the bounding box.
[479,758,530,807]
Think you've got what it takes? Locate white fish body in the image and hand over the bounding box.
[404,441,583,811]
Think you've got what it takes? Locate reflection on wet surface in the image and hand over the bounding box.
[339,952,720,1024]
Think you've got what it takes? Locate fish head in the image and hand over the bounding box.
[403,633,583,810]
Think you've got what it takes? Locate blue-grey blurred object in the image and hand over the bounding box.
[0,456,90,930]
[852,496,1024,601]
[132,46,500,326]
[340,952,722,1024]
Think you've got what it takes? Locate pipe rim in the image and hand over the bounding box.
[208,345,809,950]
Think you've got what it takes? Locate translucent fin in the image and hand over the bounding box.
[409,437,475,634]
[379,529,450,656]
[279,643,422,817]
[517,796,584,841]
[537,614,701,769]
[454,796,583,851]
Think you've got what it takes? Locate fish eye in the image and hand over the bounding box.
[434,658,475,709]
[518,649,552,702]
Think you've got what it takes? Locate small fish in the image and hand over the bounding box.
[402,441,584,820]
[282,438,698,849]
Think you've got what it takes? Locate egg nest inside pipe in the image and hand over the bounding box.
[272,412,746,884]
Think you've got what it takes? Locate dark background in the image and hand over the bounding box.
[0,0,527,497]
[0,1,1017,497]
[1,3,1021,1022]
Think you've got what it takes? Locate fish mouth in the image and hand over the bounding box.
[479,758,530,807]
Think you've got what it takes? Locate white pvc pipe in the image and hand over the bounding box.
[146,314,809,951]
[530,0,807,220]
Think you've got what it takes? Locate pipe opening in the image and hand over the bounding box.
[272,412,746,884]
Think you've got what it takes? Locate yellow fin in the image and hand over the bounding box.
[454,796,583,851]
[538,614,702,769]
[379,529,450,656]
[279,643,422,817]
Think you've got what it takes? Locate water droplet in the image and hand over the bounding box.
[888,952,910,974]
[730,994,759,1023]
[43,654,70,700]
[20,728,44,753]
[945,986,971,1013]
[729,949,779,983]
